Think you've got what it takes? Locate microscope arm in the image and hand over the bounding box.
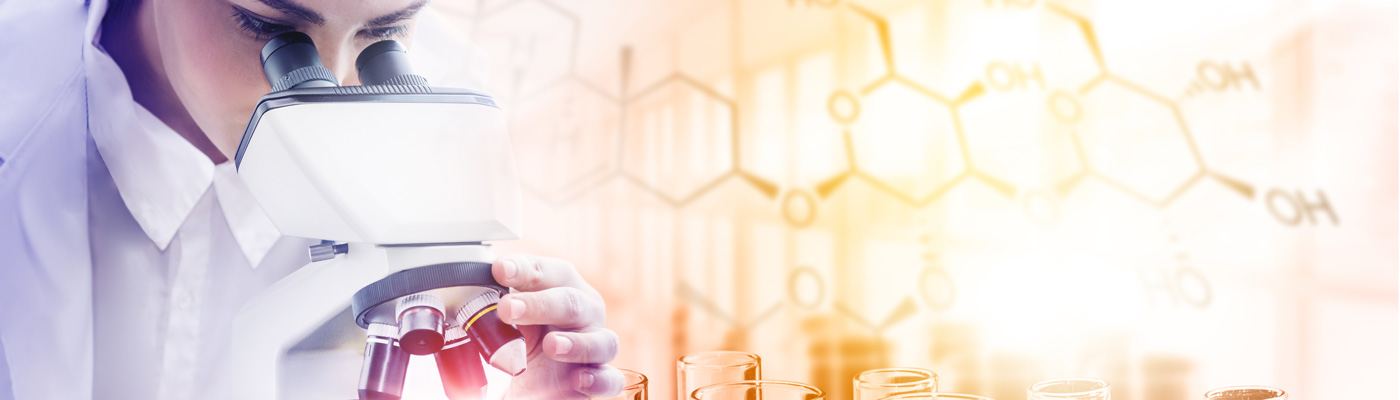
[232,243,388,400]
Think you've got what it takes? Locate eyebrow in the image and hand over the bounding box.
[256,0,324,25]
[253,0,429,27]
[368,0,429,26]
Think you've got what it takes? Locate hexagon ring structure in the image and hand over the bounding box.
[848,81,967,204]
[1073,78,1204,205]
[510,79,622,200]
[621,76,737,204]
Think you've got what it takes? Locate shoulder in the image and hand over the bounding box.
[0,1,93,259]
[0,5,95,398]
[0,0,91,162]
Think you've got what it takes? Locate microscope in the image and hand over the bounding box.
[230,32,526,400]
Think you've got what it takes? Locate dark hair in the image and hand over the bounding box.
[104,0,140,22]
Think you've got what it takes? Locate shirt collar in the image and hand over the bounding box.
[212,163,282,268]
[83,0,279,268]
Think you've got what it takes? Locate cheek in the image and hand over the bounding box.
[155,0,270,158]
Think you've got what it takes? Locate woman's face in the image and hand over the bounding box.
[151,0,426,159]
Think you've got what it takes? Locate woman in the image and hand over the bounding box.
[0,0,621,398]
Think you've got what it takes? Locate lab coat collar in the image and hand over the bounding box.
[213,163,281,268]
[83,0,279,268]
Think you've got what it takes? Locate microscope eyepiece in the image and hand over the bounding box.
[260,31,338,91]
[355,40,429,86]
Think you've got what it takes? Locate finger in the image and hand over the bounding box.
[493,254,589,293]
[572,365,624,398]
[544,329,619,364]
[498,287,605,329]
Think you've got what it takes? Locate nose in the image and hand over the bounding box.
[310,34,362,86]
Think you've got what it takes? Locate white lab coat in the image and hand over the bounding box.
[0,1,493,398]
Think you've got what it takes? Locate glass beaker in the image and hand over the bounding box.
[854,368,938,399]
[1203,386,1286,400]
[593,368,648,400]
[678,351,761,400]
[1027,378,1111,400]
[690,380,825,400]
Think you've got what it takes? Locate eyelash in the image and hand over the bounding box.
[231,7,410,41]
[362,25,409,40]
[232,8,292,40]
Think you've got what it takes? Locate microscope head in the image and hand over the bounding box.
[234,32,523,245]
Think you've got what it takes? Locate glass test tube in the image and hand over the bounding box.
[1027,378,1111,400]
[690,380,825,400]
[1203,386,1286,400]
[592,368,648,400]
[677,351,761,400]
[854,368,938,400]
[883,393,996,400]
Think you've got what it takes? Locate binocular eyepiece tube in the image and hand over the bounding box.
[259,32,338,91]
[260,31,427,91]
[355,40,429,86]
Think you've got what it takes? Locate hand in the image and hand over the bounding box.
[492,254,623,399]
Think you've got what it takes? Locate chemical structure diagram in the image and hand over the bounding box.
[473,0,780,208]
[463,0,1344,339]
[794,0,1339,228]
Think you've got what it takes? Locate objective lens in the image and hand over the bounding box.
[436,326,489,400]
[259,31,338,91]
[457,291,528,376]
[396,293,446,356]
[355,40,428,86]
[358,323,410,400]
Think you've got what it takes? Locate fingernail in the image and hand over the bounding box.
[577,370,595,391]
[554,335,573,357]
[507,298,526,320]
[503,260,519,280]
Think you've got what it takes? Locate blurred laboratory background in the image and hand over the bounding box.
[428,0,1397,398]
